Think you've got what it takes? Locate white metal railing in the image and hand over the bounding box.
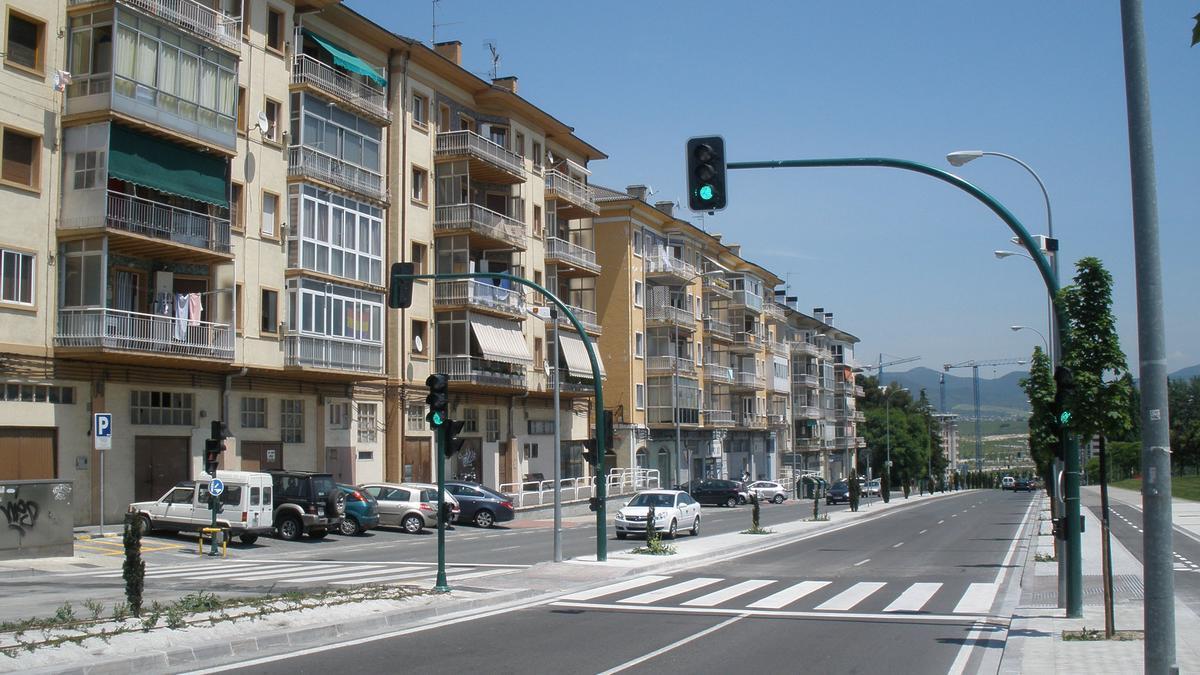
[703,364,733,383]
[434,203,526,249]
[704,409,734,426]
[793,405,821,420]
[834,437,855,449]
[795,437,823,450]
[792,373,819,388]
[435,130,525,178]
[772,377,790,394]
[291,54,388,121]
[117,0,240,51]
[739,413,767,428]
[546,368,596,392]
[55,307,233,359]
[792,341,820,357]
[732,290,763,312]
[104,190,231,254]
[544,168,598,214]
[768,413,788,426]
[703,317,733,340]
[545,236,600,273]
[834,381,854,394]
[767,339,787,354]
[435,278,526,317]
[854,385,865,397]
[645,253,698,280]
[852,410,866,422]
[733,331,762,350]
[436,355,526,389]
[735,371,766,388]
[289,146,387,203]
[646,305,695,326]
[499,468,660,508]
[646,355,693,373]
[284,334,382,373]
[764,302,786,320]
[703,276,732,297]
[553,303,601,334]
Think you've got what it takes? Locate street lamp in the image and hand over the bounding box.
[994,249,1032,261]
[673,268,725,488]
[885,386,908,493]
[1010,325,1049,353]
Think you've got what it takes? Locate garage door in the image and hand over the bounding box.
[0,428,57,480]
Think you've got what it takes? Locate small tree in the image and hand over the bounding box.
[122,512,145,616]
[1021,346,1057,496]
[848,469,861,512]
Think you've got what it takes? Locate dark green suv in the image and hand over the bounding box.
[267,471,345,540]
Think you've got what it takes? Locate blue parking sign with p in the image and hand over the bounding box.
[94,413,112,450]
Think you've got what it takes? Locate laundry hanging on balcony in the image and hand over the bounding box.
[303,30,387,87]
[107,125,229,207]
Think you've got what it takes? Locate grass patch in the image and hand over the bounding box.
[1062,628,1143,641]
[1112,474,1200,502]
[1034,553,1055,562]
[741,526,774,535]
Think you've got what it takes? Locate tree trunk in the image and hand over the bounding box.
[1099,434,1115,638]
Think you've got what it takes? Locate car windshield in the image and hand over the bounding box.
[628,493,675,508]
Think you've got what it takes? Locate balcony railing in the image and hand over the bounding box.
[289,146,387,203]
[549,303,601,335]
[834,381,854,395]
[644,253,698,281]
[545,236,600,274]
[104,190,231,255]
[114,0,241,51]
[793,405,821,420]
[703,364,733,384]
[764,303,786,321]
[285,334,382,374]
[852,410,866,422]
[766,339,788,354]
[739,414,767,429]
[731,290,763,312]
[704,409,735,426]
[544,169,598,214]
[55,307,233,360]
[435,130,525,179]
[291,54,388,122]
[435,279,526,318]
[855,385,866,397]
[792,342,820,357]
[546,368,597,394]
[437,355,526,389]
[702,276,732,298]
[646,355,693,373]
[703,317,733,340]
[794,437,823,451]
[733,331,763,350]
[792,373,819,388]
[768,413,788,427]
[734,371,766,389]
[834,437,856,449]
[434,203,526,250]
[646,305,696,328]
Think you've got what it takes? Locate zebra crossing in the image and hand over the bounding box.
[554,575,1000,620]
[53,559,527,587]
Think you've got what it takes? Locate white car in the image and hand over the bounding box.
[865,479,882,496]
[615,490,701,540]
[1001,476,1016,491]
[747,481,787,504]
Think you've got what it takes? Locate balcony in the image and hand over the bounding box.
[857,437,867,448]
[288,146,388,204]
[792,342,820,358]
[646,355,694,374]
[291,54,389,123]
[768,413,788,427]
[731,331,763,353]
[646,305,696,331]
[644,253,698,285]
[834,381,854,395]
[548,303,602,335]
[731,371,766,391]
[704,410,735,427]
[702,276,732,299]
[90,0,241,52]
[764,302,786,322]
[766,339,788,354]
[793,405,822,420]
[74,190,232,263]
[792,372,819,388]
[834,437,857,450]
[435,279,526,320]
[703,364,734,384]
[730,290,763,313]
[435,130,525,184]
[794,437,823,451]
[545,237,601,277]
[55,307,233,363]
[545,368,598,395]
[738,414,767,429]
[544,169,598,218]
[434,203,527,251]
[703,317,733,342]
[852,410,866,422]
[436,355,526,391]
[284,334,383,376]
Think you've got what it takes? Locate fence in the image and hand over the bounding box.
[499,468,660,508]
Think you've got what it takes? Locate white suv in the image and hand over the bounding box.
[746,481,787,503]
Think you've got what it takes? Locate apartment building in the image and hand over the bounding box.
[932,412,961,475]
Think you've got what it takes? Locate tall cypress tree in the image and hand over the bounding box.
[1020,346,1056,490]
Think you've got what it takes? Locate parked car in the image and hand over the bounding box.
[336,484,380,536]
[688,479,744,508]
[445,481,515,528]
[864,479,882,496]
[403,483,461,525]
[267,470,345,541]
[1013,478,1034,493]
[360,483,461,534]
[614,490,701,539]
[747,481,787,503]
[826,480,851,505]
[1001,475,1016,491]
[128,471,275,545]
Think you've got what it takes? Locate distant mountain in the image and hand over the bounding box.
[874,366,1031,418]
[1170,364,1200,381]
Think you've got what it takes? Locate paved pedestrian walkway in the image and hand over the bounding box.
[999,489,1200,674]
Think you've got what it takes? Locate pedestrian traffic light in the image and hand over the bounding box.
[582,439,599,467]
[588,497,601,512]
[389,262,415,309]
[686,136,727,212]
[602,409,615,452]
[443,419,467,458]
[425,373,449,428]
[205,421,231,476]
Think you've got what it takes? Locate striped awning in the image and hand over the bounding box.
[469,314,531,366]
[558,332,606,380]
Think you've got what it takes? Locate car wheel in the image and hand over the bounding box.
[826,499,833,505]
[402,514,424,534]
[339,516,361,536]
[308,528,328,540]
[239,533,259,545]
[666,519,677,540]
[691,515,700,536]
[772,494,785,504]
[725,496,737,508]
[276,515,301,541]
[474,509,495,528]
[137,514,153,536]
[738,495,747,505]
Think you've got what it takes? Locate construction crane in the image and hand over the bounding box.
[859,354,920,385]
[943,358,1027,471]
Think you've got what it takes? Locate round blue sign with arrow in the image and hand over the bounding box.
[209,478,225,496]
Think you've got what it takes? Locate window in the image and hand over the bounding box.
[634,332,644,359]
[357,403,378,443]
[62,239,102,307]
[287,277,383,344]
[237,86,247,133]
[292,93,382,174]
[264,98,281,142]
[411,319,427,355]
[260,288,278,334]
[71,150,103,190]
[261,191,278,237]
[1,127,39,190]
[328,401,350,429]
[527,420,554,435]
[1,383,75,404]
[532,205,542,239]
[411,93,427,127]
[515,132,525,158]
[5,10,44,73]
[411,166,427,203]
[533,270,542,287]
[226,183,244,232]
[131,391,194,425]
[281,399,304,442]
[411,242,427,274]
[523,442,539,459]
[406,403,425,431]
[636,383,645,410]
[462,407,478,432]
[266,7,285,52]
[534,337,543,368]
[1,249,34,305]
[485,408,500,442]
[531,141,542,172]
[288,184,383,284]
[634,281,643,308]
[241,397,267,428]
[633,230,643,256]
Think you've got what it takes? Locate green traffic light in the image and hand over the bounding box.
[431,411,445,427]
[698,184,714,201]
[1059,411,1071,425]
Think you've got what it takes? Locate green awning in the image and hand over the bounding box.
[304,30,387,88]
[108,125,228,208]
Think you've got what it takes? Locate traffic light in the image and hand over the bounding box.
[602,409,615,452]
[425,373,449,428]
[686,136,727,212]
[205,421,231,476]
[443,419,467,458]
[588,497,601,512]
[1052,366,1074,460]
[582,439,599,467]
[389,262,415,309]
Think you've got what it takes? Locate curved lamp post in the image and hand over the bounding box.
[1010,325,1049,353]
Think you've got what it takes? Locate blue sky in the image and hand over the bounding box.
[350,0,1200,377]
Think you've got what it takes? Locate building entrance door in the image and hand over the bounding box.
[134,436,190,501]
[242,442,283,472]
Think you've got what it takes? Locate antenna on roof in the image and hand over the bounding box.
[484,40,500,79]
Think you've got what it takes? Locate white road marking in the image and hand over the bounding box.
[954,582,1000,614]
[893,542,904,548]
[815,581,887,611]
[938,520,945,525]
[682,579,774,607]
[552,600,989,623]
[620,577,723,605]
[559,575,671,602]
[854,559,870,566]
[947,622,990,675]
[746,580,830,609]
[919,529,928,535]
[884,583,943,613]
[279,566,425,584]
[596,614,747,675]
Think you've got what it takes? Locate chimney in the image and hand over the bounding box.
[786,296,798,310]
[813,307,825,321]
[728,244,741,256]
[654,200,674,217]
[626,185,648,201]
[711,233,722,243]
[434,41,462,65]
[825,312,834,326]
[492,76,518,93]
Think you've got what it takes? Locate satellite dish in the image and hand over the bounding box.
[413,334,424,354]
[256,111,270,134]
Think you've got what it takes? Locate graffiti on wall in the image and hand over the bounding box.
[1,498,40,536]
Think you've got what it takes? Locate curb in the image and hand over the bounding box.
[73,533,122,541]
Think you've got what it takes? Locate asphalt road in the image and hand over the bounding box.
[229,489,1036,675]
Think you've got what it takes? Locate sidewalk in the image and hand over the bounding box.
[998,489,1200,674]
[1,489,963,674]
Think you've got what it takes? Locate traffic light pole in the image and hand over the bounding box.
[393,271,608,562]
[434,420,449,592]
[725,157,1080,615]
